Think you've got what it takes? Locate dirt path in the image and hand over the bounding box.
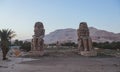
[0,56,120,72]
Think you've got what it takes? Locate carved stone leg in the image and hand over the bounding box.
[31,39,33,51]
[40,39,44,51]
[33,37,37,50]
[88,38,93,51]
[80,37,97,56]
[78,40,81,51]
[82,38,88,51]
[80,38,84,51]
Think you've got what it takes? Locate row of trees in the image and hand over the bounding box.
[49,41,120,50]
[13,40,31,52]
[93,42,120,50]
[49,42,77,47]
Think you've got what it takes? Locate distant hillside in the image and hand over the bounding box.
[43,27,120,44]
[44,28,77,44]
[24,27,120,44]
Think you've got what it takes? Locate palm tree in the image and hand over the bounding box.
[0,29,16,60]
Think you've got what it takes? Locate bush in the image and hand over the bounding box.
[20,41,31,52]
[61,42,77,47]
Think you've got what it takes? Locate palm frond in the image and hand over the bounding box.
[0,29,16,41]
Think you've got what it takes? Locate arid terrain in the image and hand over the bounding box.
[0,49,120,72]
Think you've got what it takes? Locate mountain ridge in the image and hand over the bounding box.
[25,27,120,44]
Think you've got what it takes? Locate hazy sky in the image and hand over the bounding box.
[0,0,120,40]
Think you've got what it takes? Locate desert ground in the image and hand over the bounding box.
[0,49,120,72]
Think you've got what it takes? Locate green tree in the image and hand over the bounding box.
[20,41,31,52]
[0,29,16,60]
[14,39,23,46]
[14,39,19,45]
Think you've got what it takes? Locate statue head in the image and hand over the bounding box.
[78,22,89,36]
[34,22,45,37]
[34,22,44,29]
[79,22,88,29]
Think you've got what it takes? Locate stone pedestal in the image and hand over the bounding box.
[79,50,97,56]
[29,51,44,56]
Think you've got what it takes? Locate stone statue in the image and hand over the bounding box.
[77,22,97,56]
[31,22,45,56]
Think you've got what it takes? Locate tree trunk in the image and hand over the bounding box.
[1,42,9,60]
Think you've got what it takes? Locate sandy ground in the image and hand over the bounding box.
[0,55,120,72]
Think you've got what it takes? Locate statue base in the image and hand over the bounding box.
[29,50,44,56]
[79,50,97,56]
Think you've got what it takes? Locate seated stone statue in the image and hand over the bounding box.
[31,22,45,56]
[77,22,93,52]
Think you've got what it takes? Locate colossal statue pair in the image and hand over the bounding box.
[30,22,96,56]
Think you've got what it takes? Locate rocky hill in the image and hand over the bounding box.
[44,27,120,44]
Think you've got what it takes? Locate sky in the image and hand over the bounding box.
[0,0,120,40]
